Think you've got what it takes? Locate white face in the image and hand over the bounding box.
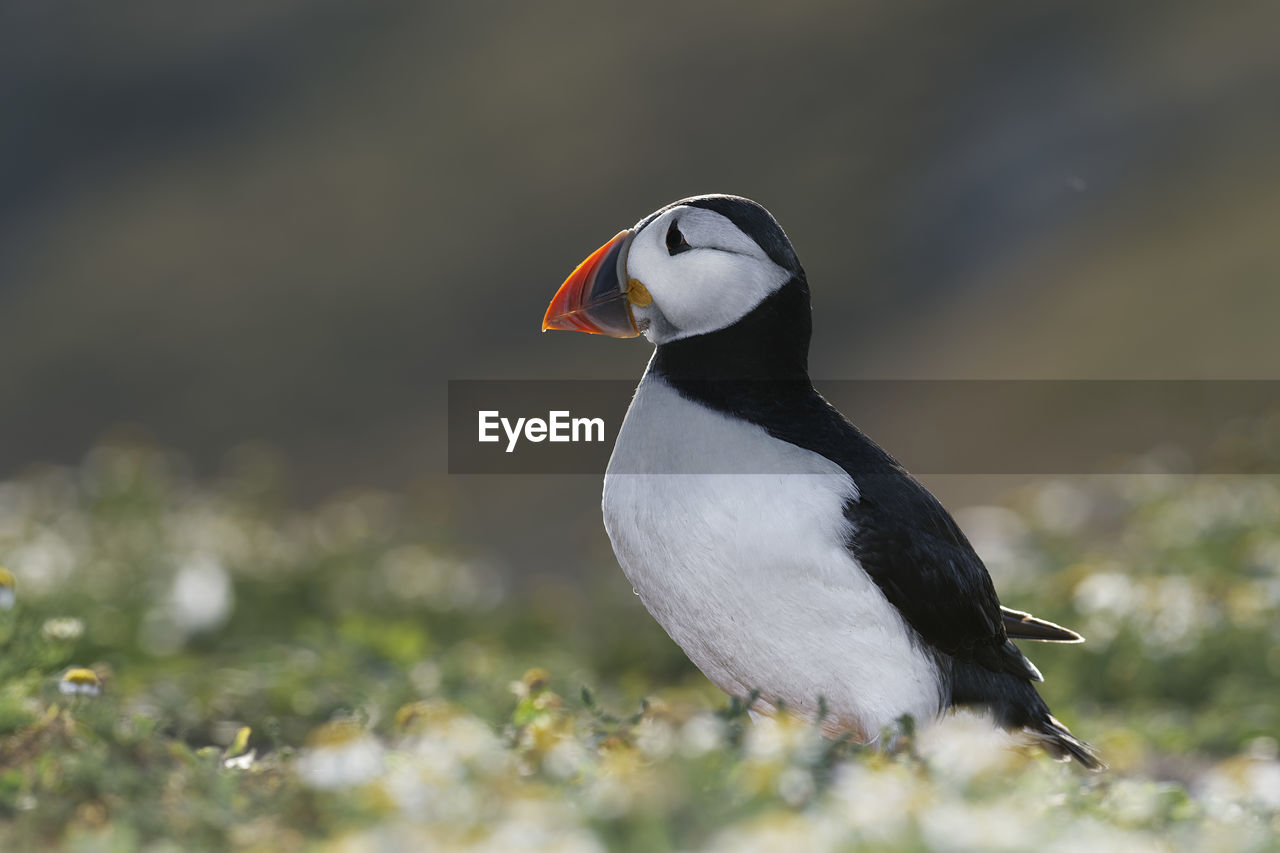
[626,205,793,344]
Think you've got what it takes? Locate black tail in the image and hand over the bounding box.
[1034,714,1105,770]
[950,658,1104,771]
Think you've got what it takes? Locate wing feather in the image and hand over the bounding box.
[1001,606,1084,643]
[842,469,1035,678]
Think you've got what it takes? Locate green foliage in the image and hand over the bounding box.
[0,444,1278,849]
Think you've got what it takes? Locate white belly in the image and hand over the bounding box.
[602,376,944,739]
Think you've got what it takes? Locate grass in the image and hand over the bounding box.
[0,441,1278,850]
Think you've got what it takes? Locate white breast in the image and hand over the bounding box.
[602,375,944,739]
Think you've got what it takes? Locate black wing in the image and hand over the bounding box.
[842,465,1039,678]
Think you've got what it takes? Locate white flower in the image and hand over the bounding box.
[544,739,590,781]
[633,717,676,760]
[680,714,726,757]
[41,617,85,642]
[1245,760,1280,810]
[743,716,786,762]
[7,530,75,595]
[169,554,233,632]
[777,767,815,806]
[918,710,1024,781]
[1147,576,1210,653]
[919,801,1037,852]
[1074,571,1139,618]
[1198,756,1280,813]
[296,722,384,790]
[829,763,916,841]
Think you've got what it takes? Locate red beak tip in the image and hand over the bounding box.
[542,230,637,338]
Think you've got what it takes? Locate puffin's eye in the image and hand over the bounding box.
[665,221,691,256]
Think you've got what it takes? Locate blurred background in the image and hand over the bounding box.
[4,0,1279,573]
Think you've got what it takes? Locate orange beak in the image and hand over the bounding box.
[542,229,640,337]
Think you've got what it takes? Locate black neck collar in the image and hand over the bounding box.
[649,277,813,384]
[645,274,901,478]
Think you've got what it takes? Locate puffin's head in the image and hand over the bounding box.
[542,195,804,345]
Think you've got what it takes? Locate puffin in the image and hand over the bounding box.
[542,194,1101,768]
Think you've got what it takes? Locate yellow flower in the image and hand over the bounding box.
[59,667,102,697]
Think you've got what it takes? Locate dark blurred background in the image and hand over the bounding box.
[5,1,1279,577]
